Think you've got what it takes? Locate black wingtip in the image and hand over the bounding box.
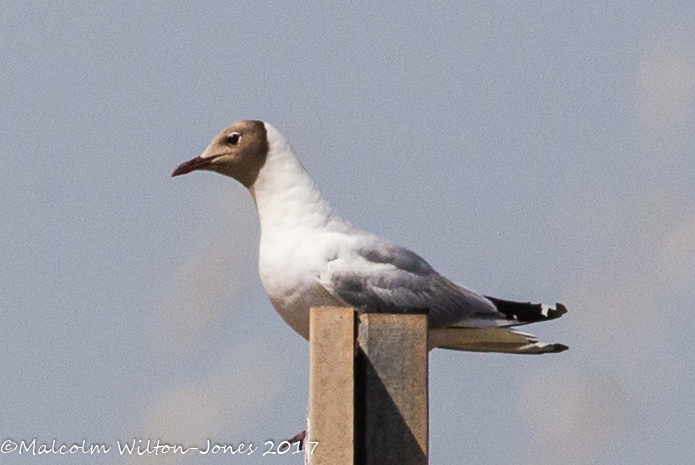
[551,343,569,353]
[484,296,569,324]
[543,302,568,321]
[555,302,568,317]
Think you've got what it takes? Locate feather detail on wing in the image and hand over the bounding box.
[318,232,498,328]
[317,231,570,353]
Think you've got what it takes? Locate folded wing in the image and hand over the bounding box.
[319,232,501,328]
[318,231,568,353]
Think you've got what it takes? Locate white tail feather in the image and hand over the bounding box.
[429,327,568,354]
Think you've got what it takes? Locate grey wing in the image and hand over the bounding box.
[318,233,498,328]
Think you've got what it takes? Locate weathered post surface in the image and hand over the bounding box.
[307,307,356,465]
[355,312,428,465]
[307,307,429,465]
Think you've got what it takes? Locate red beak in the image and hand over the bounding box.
[171,156,213,177]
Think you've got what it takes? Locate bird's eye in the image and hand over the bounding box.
[226,132,241,145]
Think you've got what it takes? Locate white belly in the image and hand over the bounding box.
[258,232,346,339]
[265,281,345,339]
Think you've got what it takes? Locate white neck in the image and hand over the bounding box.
[249,123,343,236]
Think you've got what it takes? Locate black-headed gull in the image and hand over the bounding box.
[173,120,568,354]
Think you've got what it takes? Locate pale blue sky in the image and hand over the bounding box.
[2,1,694,464]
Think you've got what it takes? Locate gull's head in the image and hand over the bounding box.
[172,120,269,188]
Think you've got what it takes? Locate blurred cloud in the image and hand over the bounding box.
[636,33,694,135]
[153,182,258,359]
[519,30,694,464]
[118,181,289,465]
[519,367,629,465]
[120,338,283,465]
[635,28,695,182]
[659,217,695,291]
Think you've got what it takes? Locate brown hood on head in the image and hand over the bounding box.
[172,120,269,188]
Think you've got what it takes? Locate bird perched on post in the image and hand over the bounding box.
[173,120,568,354]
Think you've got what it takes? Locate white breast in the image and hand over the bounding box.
[250,123,349,338]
